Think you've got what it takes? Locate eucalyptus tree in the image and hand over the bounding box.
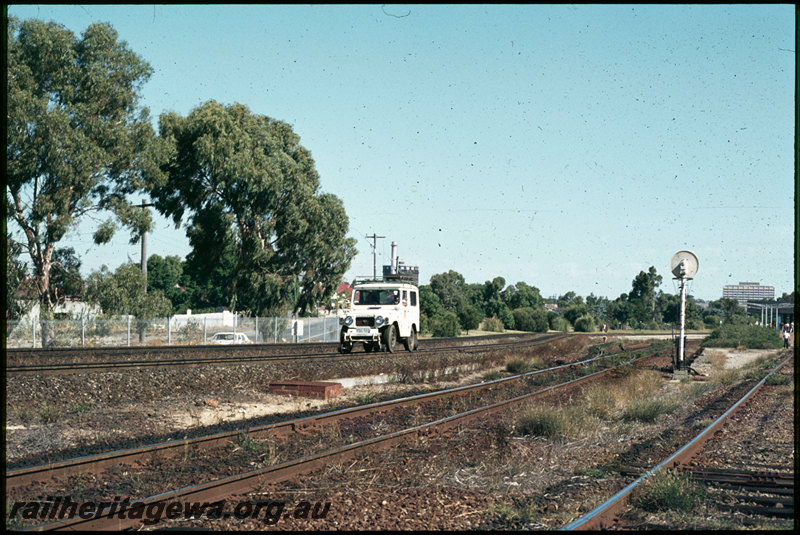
[503,281,543,311]
[49,247,84,302]
[7,17,162,344]
[6,233,32,320]
[146,254,187,312]
[481,276,506,318]
[629,266,663,324]
[428,270,467,313]
[147,100,356,315]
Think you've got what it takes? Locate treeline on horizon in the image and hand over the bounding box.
[417,268,795,337]
[7,246,795,338]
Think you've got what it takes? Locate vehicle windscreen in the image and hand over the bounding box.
[354,289,399,305]
[216,334,234,340]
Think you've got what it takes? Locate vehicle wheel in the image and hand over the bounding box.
[404,327,417,352]
[383,324,397,353]
[339,328,352,354]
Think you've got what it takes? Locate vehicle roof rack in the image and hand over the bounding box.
[384,273,417,283]
[351,274,418,286]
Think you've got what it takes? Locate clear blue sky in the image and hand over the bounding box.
[7,4,796,302]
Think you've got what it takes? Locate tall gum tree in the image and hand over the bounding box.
[148,100,356,315]
[6,17,164,344]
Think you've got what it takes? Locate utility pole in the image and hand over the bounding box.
[365,233,385,279]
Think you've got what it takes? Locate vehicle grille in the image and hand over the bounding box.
[355,317,374,327]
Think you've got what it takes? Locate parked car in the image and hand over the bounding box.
[210,332,252,345]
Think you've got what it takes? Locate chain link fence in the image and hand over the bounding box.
[5,315,342,348]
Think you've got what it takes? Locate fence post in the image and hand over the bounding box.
[81,318,85,348]
[203,317,207,344]
[32,318,36,349]
[168,316,172,345]
[127,316,131,347]
[255,317,259,343]
[274,317,278,343]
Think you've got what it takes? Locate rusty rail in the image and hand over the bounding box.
[7,333,568,376]
[562,353,793,530]
[7,336,630,492]
[22,345,653,530]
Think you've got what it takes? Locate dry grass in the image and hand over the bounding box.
[703,349,728,370]
[505,356,546,374]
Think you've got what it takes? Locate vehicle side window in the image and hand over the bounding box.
[410,291,417,306]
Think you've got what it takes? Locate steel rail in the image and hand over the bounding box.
[6,336,635,491]
[5,332,553,361]
[6,334,570,376]
[28,347,650,530]
[562,353,794,531]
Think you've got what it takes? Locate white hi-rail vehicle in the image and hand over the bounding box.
[339,242,420,353]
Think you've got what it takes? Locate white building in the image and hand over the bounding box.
[17,299,102,323]
[722,282,775,307]
[169,309,236,328]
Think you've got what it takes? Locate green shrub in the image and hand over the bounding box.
[431,311,461,338]
[549,315,569,332]
[420,313,432,335]
[499,307,516,330]
[573,315,596,333]
[481,316,505,332]
[516,405,588,440]
[458,304,483,333]
[512,307,548,332]
[506,358,531,374]
[623,398,676,422]
[702,325,782,349]
[517,406,567,438]
[563,304,590,326]
[635,469,705,512]
[355,392,379,404]
[491,502,538,523]
[765,372,791,386]
[482,370,505,381]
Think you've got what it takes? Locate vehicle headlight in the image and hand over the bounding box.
[344,316,353,326]
[374,316,385,327]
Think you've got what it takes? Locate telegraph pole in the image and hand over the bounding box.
[365,233,385,279]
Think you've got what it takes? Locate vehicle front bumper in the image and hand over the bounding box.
[341,326,381,343]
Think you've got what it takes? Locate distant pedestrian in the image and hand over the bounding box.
[783,330,790,349]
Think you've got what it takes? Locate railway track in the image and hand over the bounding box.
[5,333,566,376]
[564,353,794,530]
[6,342,660,530]
[6,333,544,363]
[10,335,592,480]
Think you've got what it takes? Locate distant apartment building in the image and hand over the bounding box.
[722,282,775,306]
